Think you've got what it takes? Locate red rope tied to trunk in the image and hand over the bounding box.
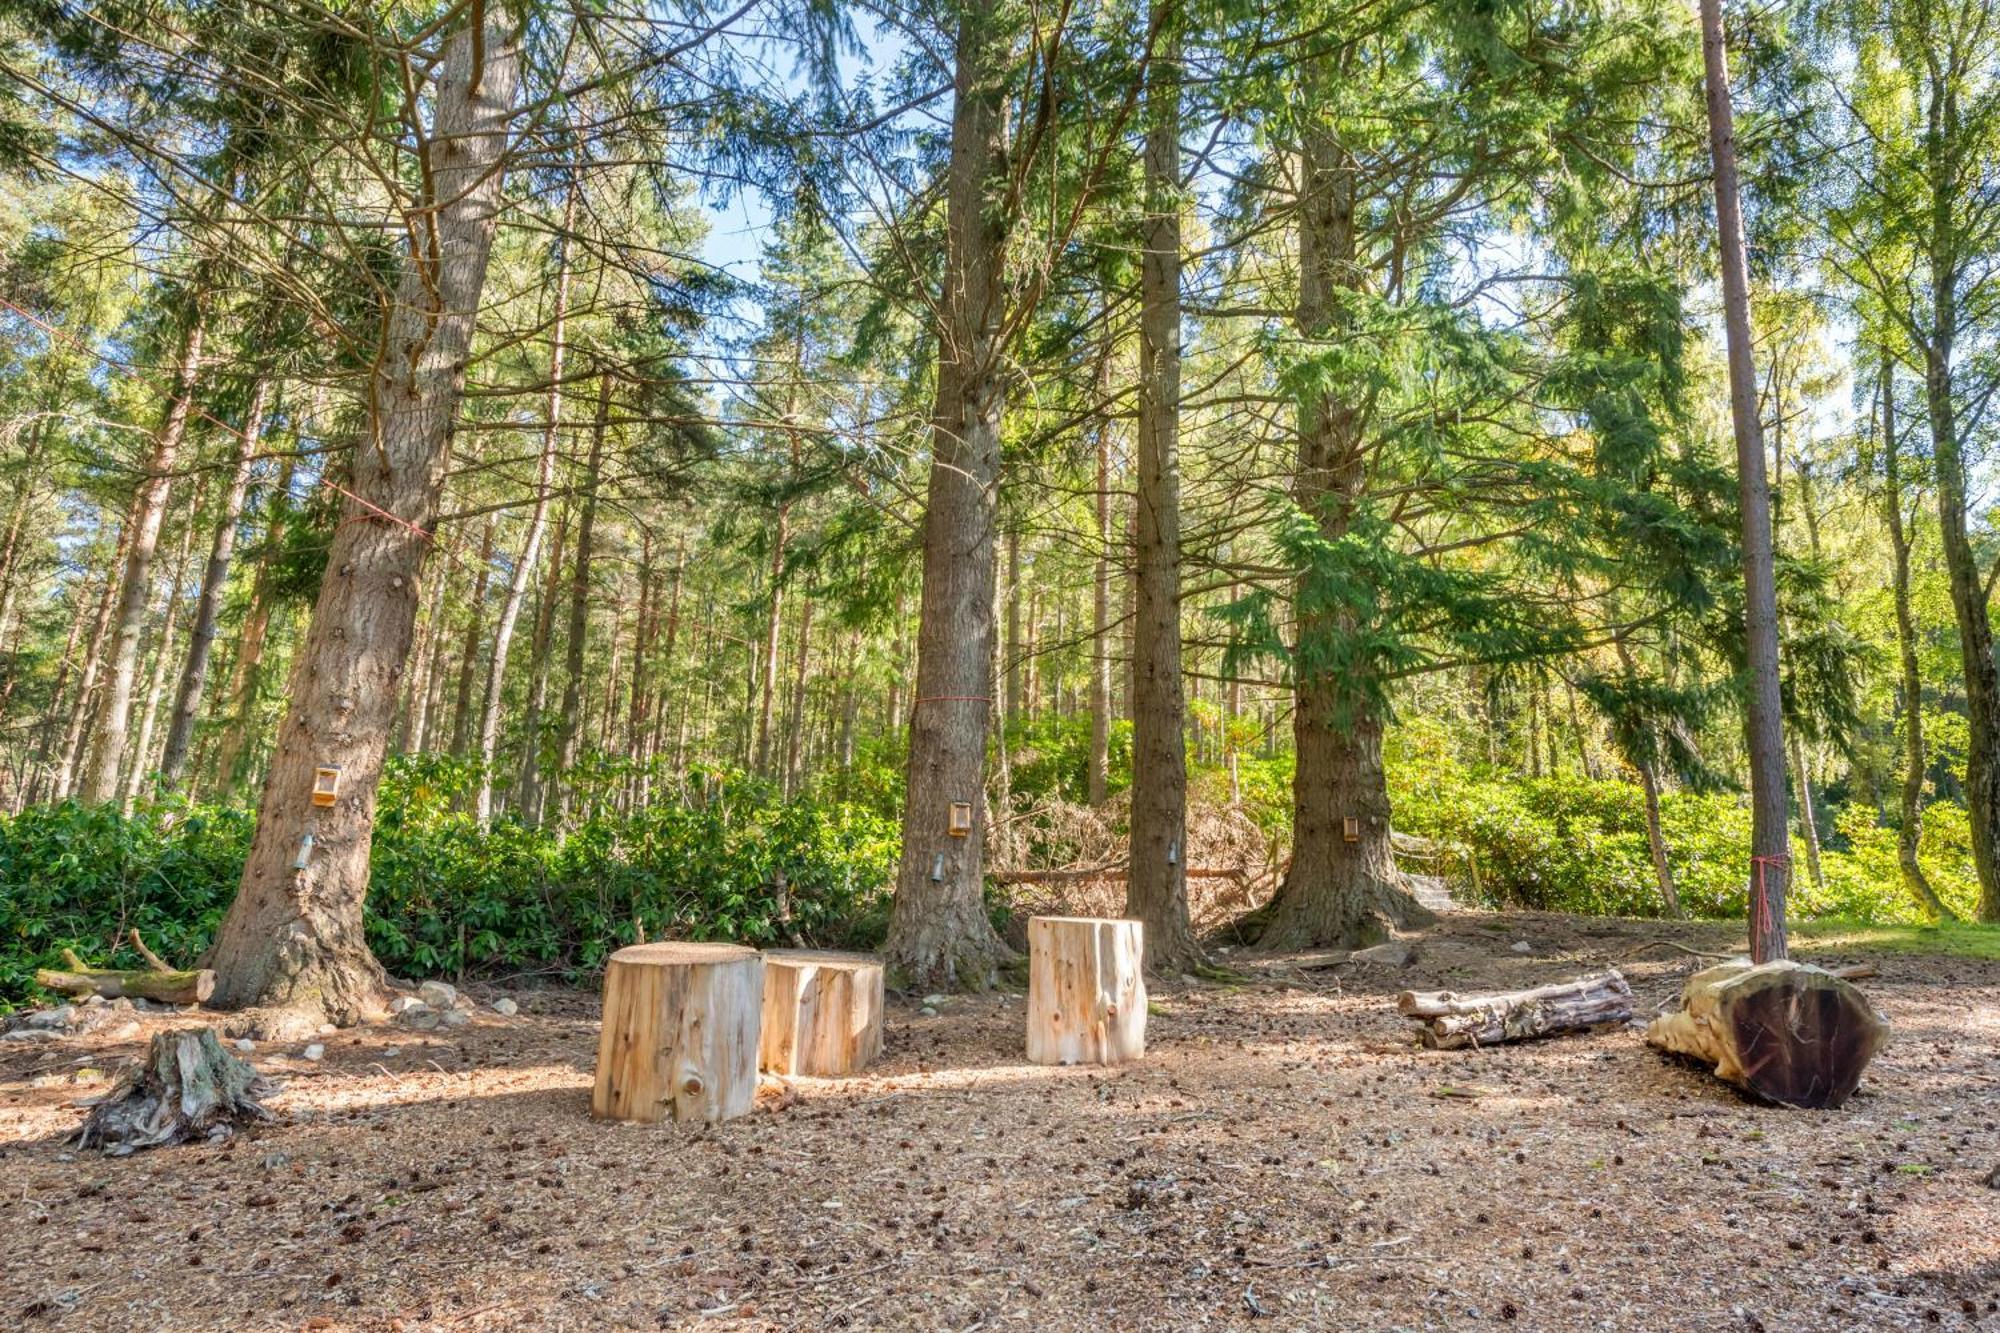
[1750,853,1788,947]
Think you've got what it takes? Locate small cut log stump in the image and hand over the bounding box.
[1646,958,1889,1109]
[1398,970,1633,1049]
[37,945,214,1006]
[593,942,763,1124]
[1026,916,1146,1066]
[75,1028,275,1154]
[759,949,884,1077]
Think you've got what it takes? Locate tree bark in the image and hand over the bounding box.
[884,0,1017,990]
[204,16,519,1025]
[1397,970,1633,1049]
[50,525,129,800]
[1701,0,1792,959]
[555,374,612,821]
[82,307,206,804]
[1882,360,1955,920]
[213,455,296,794]
[449,514,496,757]
[161,375,271,786]
[475,184,573,824]
[1260,112,1429,950]
[1088,336,1113,807]
[399,567,447,753]
[1125,0,1201,973]
[514,495,568,824]
[126,491,201,805]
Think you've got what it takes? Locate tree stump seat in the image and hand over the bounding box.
[592,942,763,1123]
[1026,916,1146,1065]
[759,950,885,1077]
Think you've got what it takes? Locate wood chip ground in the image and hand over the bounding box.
[3,912,1997,1330]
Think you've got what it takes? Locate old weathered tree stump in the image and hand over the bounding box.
[75,1028,274,1154]
[1397,970,1633,1049]
[1026,916,1146,1065]
[592,942,763,1123]
[759,950,884,1077]
[1646,958,1890,1108]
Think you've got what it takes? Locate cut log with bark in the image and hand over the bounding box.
[1397,970,1632,1049]
[1026,916,1147,1065]
[37,947,215,1005]
[592,942,763,1123]
[74,1028,275,1154]
[1646,959,1890,1108]
[759,949,884,1077]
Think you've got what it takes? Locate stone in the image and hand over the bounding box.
[1349,942,1415,968]
[407,1009,442,1032]
[440,1009,471,1029]
[383,1047,402,1058]
[234,1038,256,1054]
[919,1006,939,1018]
[388,996,423,1015]
[0,1028,60,1044]
[418,980,458,1010]
[104,1021,143,1041]
[18,1005,75,1031]
[1511,940,1533,954]
[492,998,518,1017]
[921,994,948,1008]
[301,1043,325,1062]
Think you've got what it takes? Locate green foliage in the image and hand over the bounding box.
[0,762,897,1012]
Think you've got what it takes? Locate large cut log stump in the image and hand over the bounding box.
[759,950,884,1077]
[1646,959,1890,1109]
[1397,969,1633,1049]
[592,943,763,1124]
[1026,916,1146,1066]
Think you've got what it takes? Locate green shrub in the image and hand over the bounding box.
[0,761,897,1011]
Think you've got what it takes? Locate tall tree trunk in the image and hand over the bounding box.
[1883,359,1956,920]
[475,187,573,824]
[400,568,447,753]
[1005,528,1023,721]
[1636,758,1685,919]
[1261,114,1428,950]
[51,526,130,800]
[784,596,814,797]
[214,455,296,793]
[884,1,1016,989]
[555,374,611,822]
[1088,339,1113,806]
[126,493,202,804]
[161,375,272,786]
[82,307,207,803]
[1701,0,1791,959]
[1125,0,1200,972]
[449,514,496,757]
[205,17,520,1025]
[24,548,96,804]
[626,531,656,810]
[754,504,789,777]
[515,496,569,824]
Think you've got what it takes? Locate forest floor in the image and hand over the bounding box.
[2,910,1998,1332]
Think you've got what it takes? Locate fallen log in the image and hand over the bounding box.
[75,1028,275,1154]
[37,948,215,1005]
[1645,959,1889,1109]
[1397,970,1633,1049]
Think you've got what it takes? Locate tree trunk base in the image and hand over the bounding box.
[1398,970,1633,1049]
[74,1028,275,1154]
[1646,959,1890,1108]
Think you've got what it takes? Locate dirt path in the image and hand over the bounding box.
[2,912,1997,1331]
